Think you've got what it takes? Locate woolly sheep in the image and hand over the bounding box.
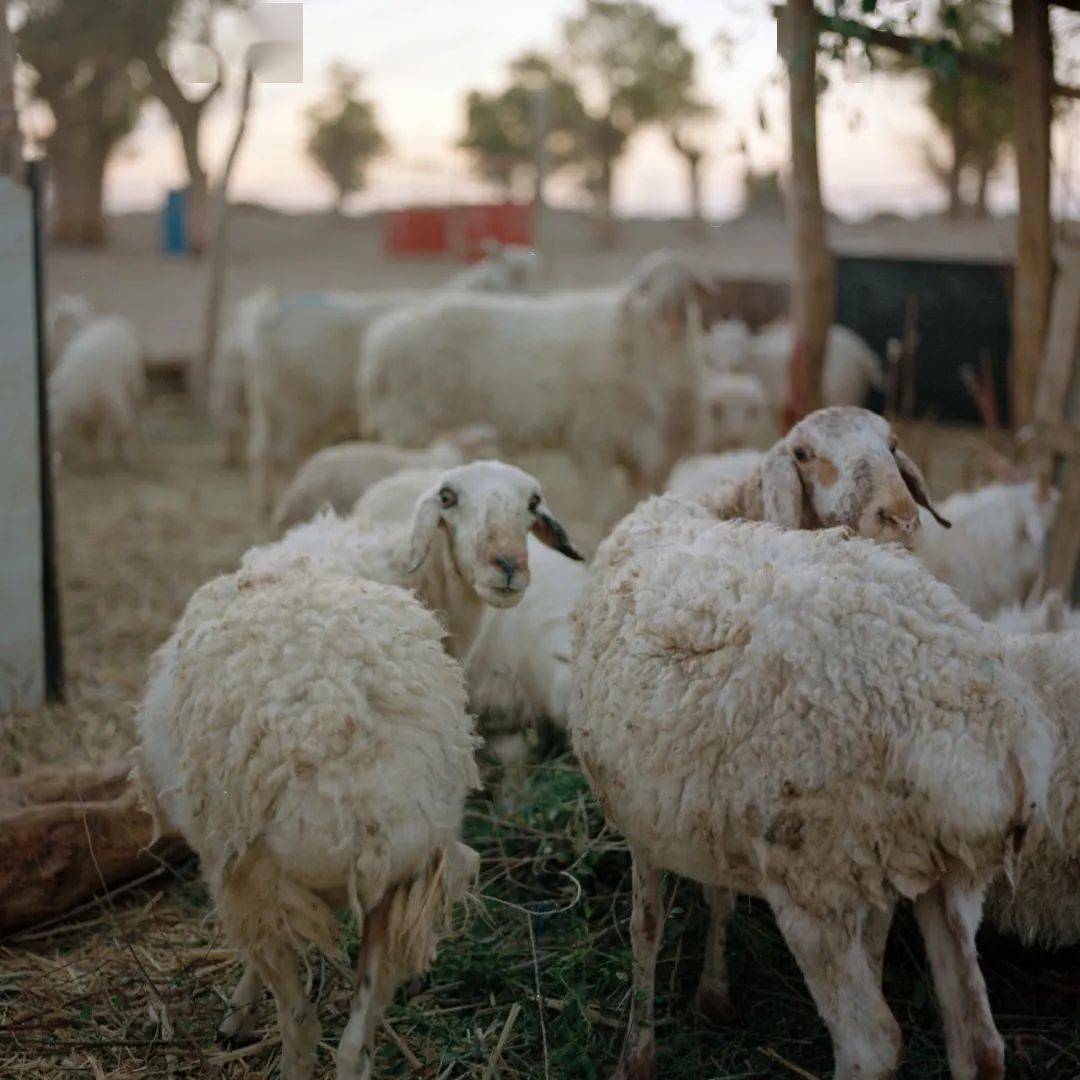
[358,251,710,522]
[351,466,444,530]
[915,480,1059,617]
[710,319,884,419]
[211,287,276,467]
[571,512,1053,1079]
[697,371,775,451]
[46,294,93,369]
[272,423,501,531]
[245,460,583,659]
[664,449,764,500]
[48,314,144,465]
[990,590,1079,635]
[698,317,752,373]
[137,558,480,1079]
[246,251,537,514]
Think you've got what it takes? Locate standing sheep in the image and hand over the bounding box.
[571,514,1053,1080]
[137,560,480,1079]
[272,423,500,531]
[48,314,144,465]
[46,294,93,369]
[697,371,775,452]
[358,252,711,521]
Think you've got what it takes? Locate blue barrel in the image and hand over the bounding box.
[161,188,189,255]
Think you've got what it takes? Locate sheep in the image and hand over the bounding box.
[697,371,775,452]
[246,251,538,514]
[357,251,711,524]
[710,319,883,420]
[351,467,443,530]
[137,557,481,1079]
[664,449,764,500]
[986,629,1080,951]
[570,513,1053,1079]
[210,287,276,467]
[446,241,540,292]
[244,460,583,660]
[46,294,93,369]
[990,589,1079,634]
[698,317,752,373]
[48,314,144,465]
[915,480,1059,617]
[272,423,501,532]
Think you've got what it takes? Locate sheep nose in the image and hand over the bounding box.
[493,554,520,577]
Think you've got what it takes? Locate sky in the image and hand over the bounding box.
[97,0,1080,222]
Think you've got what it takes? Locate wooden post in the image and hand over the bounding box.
[0,0,21,181]
[1011,0,1053,429]
[781,0,833,424]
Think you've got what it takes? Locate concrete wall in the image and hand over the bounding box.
[0,176,44,711]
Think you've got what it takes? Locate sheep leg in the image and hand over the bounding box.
[614,851,664,1080]
[251,939,320,1080]
[336,898,396,1080]
[695,886,736,1023]
[216,957,264,1046]
[864,902,895,988]
[766,884,902,1079]
[488,730,530,807]
[914,881,1004,1080]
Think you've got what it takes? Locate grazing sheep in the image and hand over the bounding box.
[358,252,711,521]
[916,480,1059,617]
[272,423,501,531]
[711,319,883,419]
[46,294,93,369]
[211,287,276,467]
[137,559,480,1079]
[987,629,1080,950]
[48,314,144,465]
[697,371,775,452]
[246,252,538,514]
[664,449,764,500]
[245,460,582,659]
[571,514,1053,1080]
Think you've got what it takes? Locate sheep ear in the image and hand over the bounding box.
[531,505,584,561]
[406,493,443,572]
[895,448,951,528]
[760,444,806,528]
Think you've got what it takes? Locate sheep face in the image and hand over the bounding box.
[407,461,582,608]
[761,406,949,546]
[700,373,771,451]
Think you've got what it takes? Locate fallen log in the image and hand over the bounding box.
[0,758,189,934]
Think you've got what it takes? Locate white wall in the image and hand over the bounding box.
[0,176,44,711]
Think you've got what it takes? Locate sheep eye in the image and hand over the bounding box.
[528,493,541,513]
[792,447,810,463]
[439,487,457,508]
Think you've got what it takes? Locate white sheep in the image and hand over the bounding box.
[698,317,752,373]
[571,512,1053,1080]
[245,460,582,660]
[446,241,540,292]
[357,251,710,522]
[664,449,764,501]
[46,294,94,369]
[211,287,276,467]
[990,589,1079,635]
[48,314,144,465]
[246,251,538,514]
[137,558,480,1079]
[272,423,500,532]
[710,319,883,419]
[697,371,775,452]
[916,480,1059,617]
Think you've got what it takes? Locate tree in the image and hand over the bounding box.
[562,0,706,243]
[17,0,147,246]
[459,52,587,201]
[304,64,387,215]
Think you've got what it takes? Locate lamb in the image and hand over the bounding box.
[664,449,764,500]
[246,250,538,514]
[571,513,1053,1079]
[46,294,94,368]
[271,423,500,531]
[708,318,884,419]
[48,314,144,465]
[357,251,711,522]
[244,460,583,660]
[697,371,775,451]
[137,558,481,1079]
[210,287,276,467]
[915,480,1059,617]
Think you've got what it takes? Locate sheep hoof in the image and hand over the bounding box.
[693,981,736,1026]
[215,1028,260,1051]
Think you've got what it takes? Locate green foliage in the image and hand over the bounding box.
[304,63,388,211]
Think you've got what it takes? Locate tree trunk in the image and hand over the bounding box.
[973,153,993,219]
[593,153,618,248]
[49,137,108,247]
[182,133,209,254]
[0,0,20,180]
[781,0,833,424]
[946,88,967,221]
[1011,0,1053,429]
[671,130,705,240]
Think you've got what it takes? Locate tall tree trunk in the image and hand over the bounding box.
[946,87,966,221]
[593,153,618,248]
[179,124,209,254]
[973,152,993,219]
[49,135,107,247]
[1011,0,1053,429]
[671,130,705,240]
[781,0,833,423]
[0,0,20,180]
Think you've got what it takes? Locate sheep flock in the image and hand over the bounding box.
[40,244,1080,1080]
